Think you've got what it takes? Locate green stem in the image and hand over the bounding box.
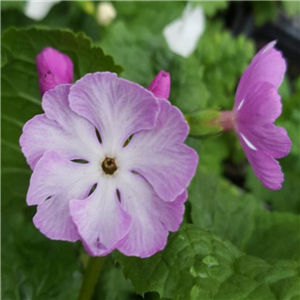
[78,256,106,300]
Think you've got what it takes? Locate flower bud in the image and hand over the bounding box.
[36,47,73,95]
[147,71,171,100]
[185,110,223,136]
[96,2,117,26]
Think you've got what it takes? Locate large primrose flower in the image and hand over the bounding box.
[221,41,292,190]
[20,72,198,257]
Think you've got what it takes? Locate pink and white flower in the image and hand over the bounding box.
[36,47,73,95]
[220,41,292,190]
[20,72,198,257]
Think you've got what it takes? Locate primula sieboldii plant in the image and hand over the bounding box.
[20,64,198,257]
[36,47,73,95]
[188,41,292,190]
[20,39,292,259]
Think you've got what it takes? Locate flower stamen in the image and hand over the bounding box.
[102,157,117,175]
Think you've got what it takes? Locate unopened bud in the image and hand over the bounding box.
[96,2,116,26]
[36,47,73,95]
[148,71,171,100]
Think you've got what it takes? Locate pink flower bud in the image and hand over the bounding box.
[148,71,171,100]
[36,47,73,95]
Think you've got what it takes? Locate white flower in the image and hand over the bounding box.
[96,2,117,26]
[163,3,205,58]
[24,0,61,21]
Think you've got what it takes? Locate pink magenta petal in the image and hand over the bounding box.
[28,151,99,241]
[235,41,286,110]
[68,72,159,153]
[20,84,102,169]
[236,82,291,159]
[119,99,198,202]
[147,71,171,100]
[236,81,291,190]
[239,124,291,160]
[37,47,73,95]
[116,172,187,258]
[236,81,282,124]
[69,178,132,256]
[238,134,284,190]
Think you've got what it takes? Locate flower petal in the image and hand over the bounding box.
[69,72,159,153]
[20,84,102,169]
[235,41,286,109]
[163,3,205,58]
[238,135,284,190]
[24,0,61,21]
[147,71,171,100]
[239,124,291,159]
[236,82,282,124]
[119,99,198,202]
[117,172,187,258]
[27,151,98,241]
[70,177,131,256]
[236,82,291,158]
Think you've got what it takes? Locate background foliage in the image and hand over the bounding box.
[1,1,299,300]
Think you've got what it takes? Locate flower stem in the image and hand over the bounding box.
[78,256,106,300]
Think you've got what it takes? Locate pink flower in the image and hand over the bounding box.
[220,41,292,190]
[147,71,171,100]
[20,72,198,257]
[36,47,73,95]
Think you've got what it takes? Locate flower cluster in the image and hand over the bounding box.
[21,49,198,257]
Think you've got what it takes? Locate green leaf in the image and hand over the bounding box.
[100,21,157,86]
[282,1,300,17]
[188,169,300,260]
[93,258,134,300]
[116,225,300,300]
[2,235,83,300]
[195,1,228,17]
[242,208,300,261]
[1,2,101,41]
[0,0,25,11]
[169,55,209,114]
[251,2,279,26]
[186,136,230,175]
[194,27,254,110]
[2,27,122,79]
[113,1,185,34]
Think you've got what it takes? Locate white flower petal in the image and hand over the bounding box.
[24,0,61,21]
[163,3,205,58]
